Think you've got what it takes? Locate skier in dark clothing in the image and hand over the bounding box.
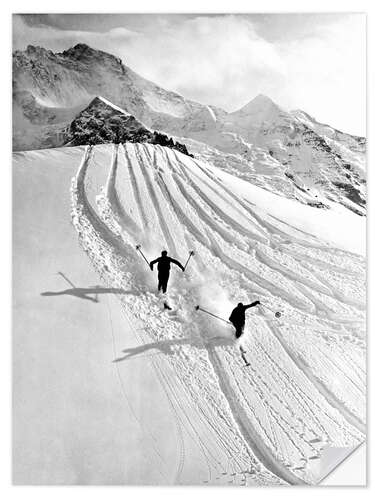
[150,250,185,293]
[229,301,260,339]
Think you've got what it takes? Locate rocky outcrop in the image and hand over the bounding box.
[66,96,193,156]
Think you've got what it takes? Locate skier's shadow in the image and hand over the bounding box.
[113,335,234,363]
[41,271,133,303]
[41,286,131,303]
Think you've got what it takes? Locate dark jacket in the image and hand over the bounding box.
[229,301,260,325]
[150,255,184,273]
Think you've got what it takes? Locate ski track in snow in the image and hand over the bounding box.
[70,143,365,485]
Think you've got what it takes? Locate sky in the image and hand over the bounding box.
[13,13,366,136]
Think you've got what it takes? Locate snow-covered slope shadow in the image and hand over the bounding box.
[71,143,365,485]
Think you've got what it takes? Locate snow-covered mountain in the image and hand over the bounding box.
[220,95,366,214]
[13,43,366,215]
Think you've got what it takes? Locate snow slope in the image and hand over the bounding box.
[65,142,365,484]
[13,147,200,484]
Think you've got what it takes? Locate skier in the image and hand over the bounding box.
[229,301,261,339]
[229,300,260,366]
[150,250,185,294]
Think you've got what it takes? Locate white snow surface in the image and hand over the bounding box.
[206,105,217,122]
[13,143,366,485]
[96,95,132,116]
[207,165,365,256]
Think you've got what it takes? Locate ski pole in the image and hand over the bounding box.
[195,305,232,325]
[184,250,195,270]
[57,272,76,289]
[135,244,150,266]
[261,303,282,318]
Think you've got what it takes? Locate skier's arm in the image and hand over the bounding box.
[244,300,260,310]
[149,257,160,271]
[170,258,185,271]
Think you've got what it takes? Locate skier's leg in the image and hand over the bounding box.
[159,274,165,293]
[235,326,249,365]
[239,326,247,352]
[233,335,249,365]
[235,323,244,339]
[162,272,170,294]
[234,325,243,348]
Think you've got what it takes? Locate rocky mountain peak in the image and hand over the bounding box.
[59,43,125,68]
[228,94,289,129]
[234,94,280,114]
[13,45,54,65]
[25,45,52,56]
[88,96,131,116]
[251,93,276,105]
[66,95,193,157]
[61,43,100,59]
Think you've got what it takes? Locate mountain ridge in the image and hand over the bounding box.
[13,43,366,215]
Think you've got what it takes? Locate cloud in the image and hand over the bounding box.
[12,15,138,52]
[118,16,288,110]
[13,14,365,135]
[277,14,366,135]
